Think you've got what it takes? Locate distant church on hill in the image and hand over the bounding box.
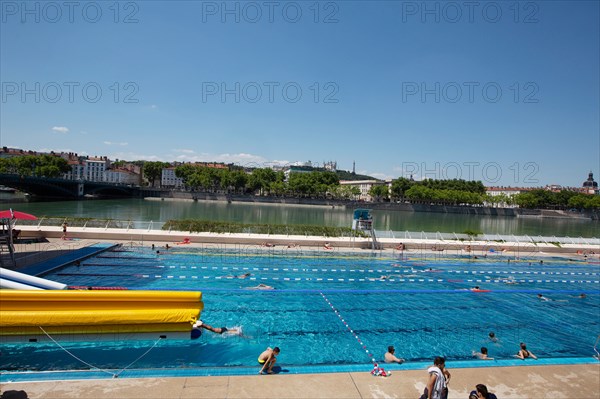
[582,171,599,195]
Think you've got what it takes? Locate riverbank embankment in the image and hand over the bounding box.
[146,193,599,220]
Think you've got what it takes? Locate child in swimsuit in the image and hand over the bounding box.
[258,347,280,374]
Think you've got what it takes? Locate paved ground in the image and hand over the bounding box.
[1,364,599,399]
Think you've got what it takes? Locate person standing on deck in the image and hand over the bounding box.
[423,356,450,399]
[61,222,68,240]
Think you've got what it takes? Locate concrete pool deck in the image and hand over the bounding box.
[2,363,599,398]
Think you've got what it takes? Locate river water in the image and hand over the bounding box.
[1,194,597,237]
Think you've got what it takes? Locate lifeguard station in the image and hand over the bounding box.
[0,209,37,268]
[352,209,380,250]
[0,215,16,267]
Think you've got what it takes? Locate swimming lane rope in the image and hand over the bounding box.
[319,292,376,365]
[38,326,164,378]
[82,263,599,277]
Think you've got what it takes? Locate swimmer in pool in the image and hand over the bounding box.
[384,346,405,364]
[246,284,275,290]
[472,347,494,360]
[192,320,242,336]
[504,276,518,285]
[222,272,252,279]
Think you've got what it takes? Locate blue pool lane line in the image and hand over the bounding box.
[72,262,600,276]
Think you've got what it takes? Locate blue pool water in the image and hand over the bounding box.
[1,246,599,375]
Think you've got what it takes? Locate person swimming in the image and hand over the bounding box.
[192,320,243,337]
[504,276,518,285]
[472,347,494,360]
[245,284,275,290]
[222,272,252,279]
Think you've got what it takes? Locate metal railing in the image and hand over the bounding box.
[372,229,599,245]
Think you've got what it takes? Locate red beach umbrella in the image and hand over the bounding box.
[0,209,38,220]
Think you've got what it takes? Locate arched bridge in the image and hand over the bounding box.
[0,174,141,198]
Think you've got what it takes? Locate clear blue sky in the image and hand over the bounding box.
[1,1,598,187]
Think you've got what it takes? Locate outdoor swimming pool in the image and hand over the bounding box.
[1,246,599,376]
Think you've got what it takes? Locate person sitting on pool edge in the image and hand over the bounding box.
[384,346,405,363]
[515,342,537,360]
[258,346,280,374]
[472,347,494,360]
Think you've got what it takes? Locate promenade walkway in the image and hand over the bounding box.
[2,364,599,398]
[12,225,600,257]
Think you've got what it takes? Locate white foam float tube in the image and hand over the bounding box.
[0,278,43,290]
[0,268,67,290]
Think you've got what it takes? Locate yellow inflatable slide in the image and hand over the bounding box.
[0,290,204,343]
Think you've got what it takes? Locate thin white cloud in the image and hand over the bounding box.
[271,159,292,165]
[173,149,195,154]
[103,141,128,146]
[369,172,394,181]
[105,151,266,163]
[105,151,163,162]
[52,126,69,134]
[55,148,293,168]
[170,152,266,164]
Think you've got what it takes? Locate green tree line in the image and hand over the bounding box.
[513,189,600,210]
[383,178,487,205]
[0,155,70,178]
[173,165,357,198]
[390,178,485,198]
